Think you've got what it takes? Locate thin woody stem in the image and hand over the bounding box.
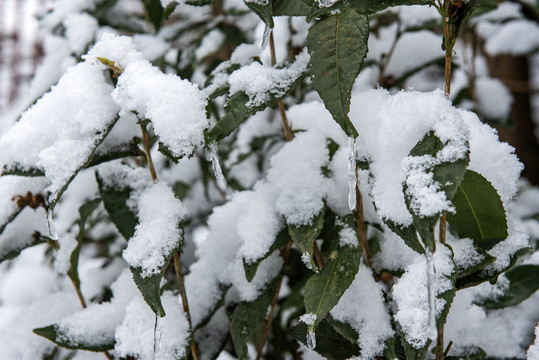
[354,168,372,268]
[269,31,293,142]
[139,122,199,360]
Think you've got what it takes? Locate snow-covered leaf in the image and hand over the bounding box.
[477,264,539,309]
[447,170,508,250]
[384,219,425,254]
[272,0,313,16]
[289,208,325,272]
[306,9,368,138]
[243,229,289,282]
[245,0,274,28]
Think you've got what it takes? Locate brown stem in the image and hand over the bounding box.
[71,279,88,309]
[354,171,372,268]
[269,31,294,142]
[256,242,292,360]
[173,254,200,360]
[140,123,158,182]
[313,242,325,269]
[139,122,199,360]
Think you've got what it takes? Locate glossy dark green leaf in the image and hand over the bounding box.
[447,170,508,250]
[33,324,114,352]
[401,335,430,360]
[289,320,360,360]
[230,277,279,359]
[306,9,368,138]
[272,0,313,16]
[96,173,138,240]
[304,240,361,331]
[289,208,326,272]
[131,265,167,317]
[243,229,290,282]
[143,0,164,31]
[245,0,274,28]
[325,315,358,344]
[478,265,539,309]
[384,220,425,254]
[307,0,433,21]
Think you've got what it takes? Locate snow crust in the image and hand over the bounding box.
[123,182,188,277]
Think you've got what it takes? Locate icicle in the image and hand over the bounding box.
[261,25,271,51]
[46,208,58,240]
[208,142,227,190]
[153,314,164,357]
[347,137,357,211]
[425,250,438,341]
[306,330,316,349]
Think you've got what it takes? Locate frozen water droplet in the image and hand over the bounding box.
[306,331,316,349]
[153,314,164,357]
[209,143,227,190]
[261,25,271,51]
[347,137,357,211]
[47,208,58,240]
[425,250,437,341]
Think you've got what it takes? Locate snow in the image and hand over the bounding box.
[123,182,188,277]
[115,292,190,360]
[331,264,394,360]
[195,29,226,60]
[446,235,486,274]
[484,20,539,56]
[55,234,79,275]
[299,313,317,326]
[269,130,330,225]
[0,59,119,200]
[0,291,80,359]
[392,245,455,349]
[228,49,309,107]
[133,34,170,61]
[528,325,539,360]
[349,89,469,226]
[54,270,138,349]
[63,12,98,55]
[475,77,513,121]
[0,207,49,261]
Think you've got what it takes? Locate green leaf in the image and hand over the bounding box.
[89,0,119,18]
[96,173,138,240]
[131,265,167,317]
[325,315,359,344]
[143,0,164,31]
[456,247,530,290]
[163,0,180,18]
[447,170,508,250]
[306,9,368,138]
[88,141,141,168]
[272,0,313,16]
[384,219,425,254]
[446,346,487,360]
[478,265,539,309]
[244,0,274,28]
[68,198,102,288]
[401,334,430,360]
[289,320,360,360]
[33,324,114,352]
[455,247,496,279]
[288,208,326,272]
[243,229,290,282]
[304,239,361,331]
[0,229,45,263]
[230,277,279,359]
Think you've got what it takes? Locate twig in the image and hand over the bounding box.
[139,121,199,360]
[354,168,372,268]
[269,31,293,142]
